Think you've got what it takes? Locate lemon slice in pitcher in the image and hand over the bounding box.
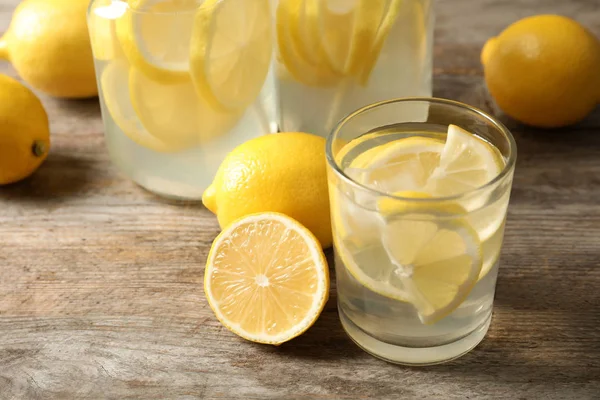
[190,0,273,111]
[101,62,182,152]
[116,0,197,83]
[277,0,340,86]
[129,68,242,148]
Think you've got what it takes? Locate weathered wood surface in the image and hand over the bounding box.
[1,0,599,398]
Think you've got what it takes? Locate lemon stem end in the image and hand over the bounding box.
[32,141,48,158]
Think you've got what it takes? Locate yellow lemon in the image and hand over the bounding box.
[202,132,332,248]
[482,15,600,128]
[0,74,50,184]
[205,212,329,345]
[0,0,97,98]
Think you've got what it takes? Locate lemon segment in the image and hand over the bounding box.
[100,62,182,153]
[204,212,329,344]
[190,0,273,111]
[382,216,482,323]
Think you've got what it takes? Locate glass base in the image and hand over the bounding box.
[339,308,492,366]
[133,174,204,201]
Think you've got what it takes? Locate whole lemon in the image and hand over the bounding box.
[0,74,50,185]
[0,0,97,98]
[481,15,600,128]
[203,132,332,248]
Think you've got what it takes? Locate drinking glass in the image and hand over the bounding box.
[326,98,516,365]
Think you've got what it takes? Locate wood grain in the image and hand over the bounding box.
[1,0,600,399]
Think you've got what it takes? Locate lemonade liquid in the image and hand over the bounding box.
[276,0,433,136]
[331,128,510,365]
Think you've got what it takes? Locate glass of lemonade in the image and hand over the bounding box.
[275,0,433,136]
[326,98,516,365]
[87,0,277,200]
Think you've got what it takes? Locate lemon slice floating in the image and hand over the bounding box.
[276,0,401,85]
[100,62,182,152]
[191,0,273,111]
[276,0,340,87]
[89,0,126,61]
[129,68,241,147]
[205,213,329,345]
[427,125,504,196]
[116,0,196,83]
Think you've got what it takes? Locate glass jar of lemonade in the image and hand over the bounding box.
[88,0,278,200]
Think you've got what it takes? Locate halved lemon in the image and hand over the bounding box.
[100,62,182,152]
[191,0,273,111]
[205,212,329,345]
[116,0,196,83]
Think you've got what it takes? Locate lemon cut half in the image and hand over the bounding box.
[205,213,329,344]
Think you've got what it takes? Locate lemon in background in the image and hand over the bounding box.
[202,132,332,248]
[482,15,600,128]
[0,74,50,185]
[0,0,97,98]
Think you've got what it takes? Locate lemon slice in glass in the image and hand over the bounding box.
[100,62,182,152]
[116,0,196,83]
[205,212,329,344]
[190,0,272,111]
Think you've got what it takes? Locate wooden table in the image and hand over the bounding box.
[1,0,599,399]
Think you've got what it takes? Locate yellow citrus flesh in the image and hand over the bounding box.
[276,0,340,87]
[359,0,403,83]
[205,212,329,344]
[190,0,273,111]
[88,0,126,61]
[277,0,400,85]
[101,62,182,153]
[129,68,242,148]
[116,0,195,83]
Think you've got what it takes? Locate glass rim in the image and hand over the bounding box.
[89,0,204,17]
[325,97,517,203]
